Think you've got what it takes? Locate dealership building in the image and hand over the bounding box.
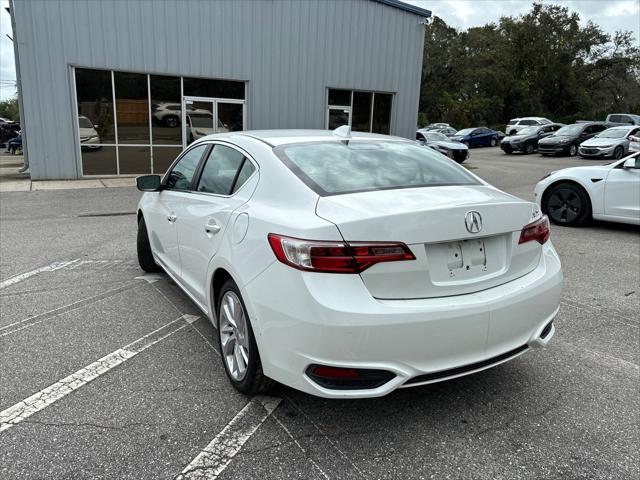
[9,0,430,180]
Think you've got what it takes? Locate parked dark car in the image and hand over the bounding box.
[0,122,21,148]
[500,123,565,154]
[450,127,500,147]
[537,122,609,156]
[417,131,469,163]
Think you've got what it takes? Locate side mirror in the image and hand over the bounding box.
[136,174,162,191]
[622,157,638,169]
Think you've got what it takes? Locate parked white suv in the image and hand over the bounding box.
[506,117,552,136]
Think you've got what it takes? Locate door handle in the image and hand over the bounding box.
[167,213,177,222]
[205,222,221,234]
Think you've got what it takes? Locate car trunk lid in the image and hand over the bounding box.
[316,186,542,299]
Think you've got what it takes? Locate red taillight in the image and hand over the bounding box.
[519,215,550,245]
[267,234,415,273]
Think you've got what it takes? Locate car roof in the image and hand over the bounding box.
[203,129,411,147]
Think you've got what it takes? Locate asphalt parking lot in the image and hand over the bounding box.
[1,147,638,480]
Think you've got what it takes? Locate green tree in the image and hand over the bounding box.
[419,3,640,130]
[0,96,20,122]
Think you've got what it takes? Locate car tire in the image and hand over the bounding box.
[503,145,513,154]
[137,216,159,272]
[490,137,497,147]
[524,143,534,154]
[217,279,274,395]
[164,115,179,128]
[542,182,591,227]
[568,144,578,156]
[613,146,624,159]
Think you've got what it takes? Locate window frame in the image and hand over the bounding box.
[190,140,259,198]
[72,65,247,178]
[161,142,212,192]
[325,88,394,134]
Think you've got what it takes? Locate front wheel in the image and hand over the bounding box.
[543,183,591,226]
[613,146,624,159]
[217,280,274,394]
[568,144,578,156]
[490,137,498,147]
[524,143,534,154]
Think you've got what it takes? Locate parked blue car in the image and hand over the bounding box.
[450,127,501,147]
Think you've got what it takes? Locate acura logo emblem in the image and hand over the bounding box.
[465,211,482,233]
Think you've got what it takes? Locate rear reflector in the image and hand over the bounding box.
[268,234,415,273]
[306,364,395,390]
[519,215,550,245]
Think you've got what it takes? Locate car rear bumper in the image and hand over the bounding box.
[243,243,563,398]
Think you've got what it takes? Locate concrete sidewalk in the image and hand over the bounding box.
[0,154,135,192]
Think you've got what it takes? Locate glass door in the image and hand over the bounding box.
[217,101,245,133]
[182,96,246,148]
[182,97,215,147]
[327,107,351,130]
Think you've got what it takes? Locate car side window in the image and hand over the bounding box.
[197,144,245,195]
[593,124,607,133]
[165,144,207,191]
[232,160,257,194]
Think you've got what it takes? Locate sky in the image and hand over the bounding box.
[1,0,639,101]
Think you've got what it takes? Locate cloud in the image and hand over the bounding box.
[407,0,640,38]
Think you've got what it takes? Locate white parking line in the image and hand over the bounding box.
[0,259,80,290]
[0,281,140,337]
[176,395,282,479]
[0,314,199,433]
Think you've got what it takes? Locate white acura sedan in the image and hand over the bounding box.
[534,152,640,227]
[136,128,562,398]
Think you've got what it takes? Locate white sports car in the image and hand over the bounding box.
[534,152,640,227]
[136,128,562,398]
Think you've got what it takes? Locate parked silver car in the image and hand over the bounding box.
[578,125,640,159]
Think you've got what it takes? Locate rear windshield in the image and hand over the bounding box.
[275,141,480,196]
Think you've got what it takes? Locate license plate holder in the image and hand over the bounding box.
[446,239,486,273]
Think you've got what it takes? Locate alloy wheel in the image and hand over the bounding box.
[569,145,577,156]
[547,188,582,224]
[219,291,250,381]
[613,146,623,159]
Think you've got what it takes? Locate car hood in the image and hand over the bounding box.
[428,140,468,150]
[580,137,624,147]
[502,134,533,143]
[539,135,573,144]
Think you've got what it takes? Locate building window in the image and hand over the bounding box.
[74,67,246,176]
[326,88,393,134]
